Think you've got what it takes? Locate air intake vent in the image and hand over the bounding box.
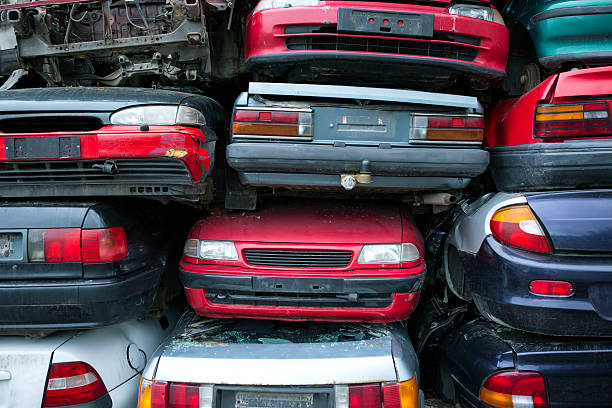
[244,249,352,268]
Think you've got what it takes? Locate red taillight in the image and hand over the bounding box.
[28,227,128,263]
[151,381,168,408]
[82,227,128,263]
[411,114,484,142]
[534,102,612,138]
[349,383,381,407]
[529,280,573,296]
[480,371,548,408]
[168,383,200,408]
[490,205,552,254]
[43,362,108,407]
[233,110,299,123]
[232,108,312,139]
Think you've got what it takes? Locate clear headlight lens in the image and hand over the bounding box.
[184,239,238,261]
[449,5,505,25]
[357,243,420,264]
[110,105,206,126]
[252,0,319,14]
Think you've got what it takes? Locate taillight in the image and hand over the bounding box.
[28,227,128,263]
[335,377,418,408]
[232,108,313,139]
[490,205,552,254]
[480,371,548,408]
[349,383,381,407]
[529,280,573,296]
[411,114,484,143]
[43,362,108,407]
[138,379,214,408]
[534,102,612,138]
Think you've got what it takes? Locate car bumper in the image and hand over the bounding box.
[227,142,489,191]
[0,263,162,330]
[179,265,425,322]
[488,140,612,191]
[245,4,507,83]
[465,237,612,336]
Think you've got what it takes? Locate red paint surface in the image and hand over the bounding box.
[245,1,506,73]
[0,125,210,181]
[184,288,421,322]
[485,66,612,147]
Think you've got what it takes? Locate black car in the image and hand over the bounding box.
[0,200,168,330]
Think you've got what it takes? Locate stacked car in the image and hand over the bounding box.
[1,0,611,407]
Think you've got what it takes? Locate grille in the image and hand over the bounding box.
[207,291,393,308]
[244,249,352,267]
[286,36,478,62]
[0,158,192,184]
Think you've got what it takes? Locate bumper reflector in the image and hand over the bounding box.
[529,280,573,296]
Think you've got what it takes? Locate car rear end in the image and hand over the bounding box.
[0,87,224,202]
[244,0,507,89]
[486,66,612,191]
[227,82,489,202]
[138,314,423,408]
[0,200,166,330]
[447,190,612,336]
[179,199,426,322]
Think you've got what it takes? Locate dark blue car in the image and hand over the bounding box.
[432,318,612,408]
[443,190,612,336]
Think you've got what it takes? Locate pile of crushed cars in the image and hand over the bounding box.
[1,0,611,407]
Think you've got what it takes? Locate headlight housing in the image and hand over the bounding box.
[184,239,238,261]
[252,0,319,14]
[110,105,206,126]
[358,243,420,264]
[449,4,505,25]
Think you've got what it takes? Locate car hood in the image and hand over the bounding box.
[526,190,612,253]
[0,87,189,113]
[199,199,404,244]
[0,332,74,408]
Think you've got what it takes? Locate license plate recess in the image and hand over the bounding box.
[4,136,81,159]
[337,8,434,37]
[236,392,314,408]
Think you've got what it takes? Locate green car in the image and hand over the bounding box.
[503,0,612,94]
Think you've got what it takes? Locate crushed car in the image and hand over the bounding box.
[137,312,424,408]
[226,82,489,209]
[180,199,426,322]
[486,66,612,192]
[244,0,508,91]
[444,190,612,337]
[0,87,226,203]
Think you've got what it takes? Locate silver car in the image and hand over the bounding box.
[137,312,424,408]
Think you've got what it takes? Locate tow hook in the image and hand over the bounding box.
[92,160,119,174]
[340,160,372,190]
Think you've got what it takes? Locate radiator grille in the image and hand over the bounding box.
[244,249,353,268]
[0,158,192,184]
[207,291,393,308]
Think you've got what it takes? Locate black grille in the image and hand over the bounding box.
[244,249,352,268]
[207,291,393,308]
[0,158,192,184]
[286,36,478,62]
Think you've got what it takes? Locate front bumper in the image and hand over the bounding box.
[245,4,508,84]
[488,140,612,191]
[465,237,612,336]
[227,142,489,191]
[180,266,425,322]
[0,263,162,330]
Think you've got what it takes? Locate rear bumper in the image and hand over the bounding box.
[465,237,612,336]
[180,268,425,322]
[0,263,162,330]
[227,142,489,191]
[488,140,612,191]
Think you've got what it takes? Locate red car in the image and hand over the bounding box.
[179,199,426,322]
[244,0,508,90]
[485,66,612,191]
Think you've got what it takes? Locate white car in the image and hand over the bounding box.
[0,305,182,408]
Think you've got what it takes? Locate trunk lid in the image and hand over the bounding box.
[526,190,612,253]
[552,66,612,100]
[0,333,73,408]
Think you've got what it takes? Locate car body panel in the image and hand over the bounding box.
[445,191,612,336]
[504,0,612,68]
[435,318,612,408]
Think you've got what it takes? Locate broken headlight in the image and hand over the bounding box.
[357,243,420,264]
[184,239,238,261]
[252,0,319,14]
[449,5,504,25]
[110,105,206,126]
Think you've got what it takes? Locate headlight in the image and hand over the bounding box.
[252,0,319,14]
[184,239,238,260]
[110,105,206,126]
[449,5,505,25]
[358,243,420,264]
